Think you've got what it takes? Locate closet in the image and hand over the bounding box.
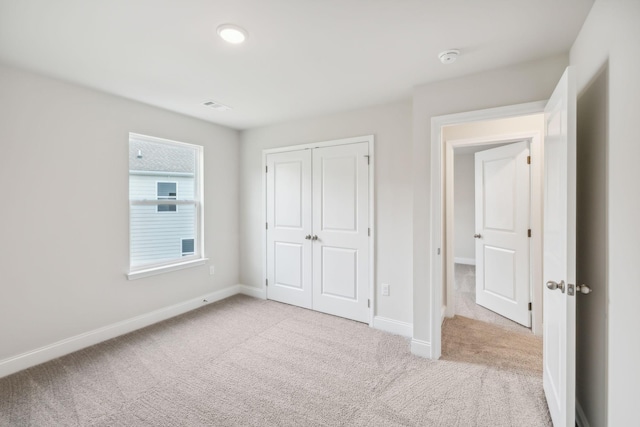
[264,137,372,323]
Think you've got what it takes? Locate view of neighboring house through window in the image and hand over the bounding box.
[157,182,177,212]
[129,133,203,271]
[181,238,195,256]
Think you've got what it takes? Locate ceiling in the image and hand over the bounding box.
[0,0,594,130]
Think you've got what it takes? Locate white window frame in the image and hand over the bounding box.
[127,133,206,280]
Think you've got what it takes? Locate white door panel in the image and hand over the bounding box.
[312,143,369,323]
[266,150,312,309]
[543,67,577,427]
[475,141,531,327]
[319,246,358,299]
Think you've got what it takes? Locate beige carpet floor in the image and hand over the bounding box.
[0,295,550,426]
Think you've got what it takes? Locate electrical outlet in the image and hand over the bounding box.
[209,265,215,275]
[382,283,390,296]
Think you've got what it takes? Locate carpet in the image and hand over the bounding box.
[0,295,551,426]
[442,315,543,375]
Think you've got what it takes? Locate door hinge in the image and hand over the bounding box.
[368,227,371,236]
[265,165,268,173]
[265,279,268,287]
[528,229,532,238]
[368,299,370,308]
[527,156,531,165]
[364,155,370,165]
[528,302,532,311]
[266,222,268,230]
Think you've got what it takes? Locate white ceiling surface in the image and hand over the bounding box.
[0,0,593,130]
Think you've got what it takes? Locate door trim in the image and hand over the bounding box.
[262,135,375,326]
[445,135,540,327]
[428,101,546,359]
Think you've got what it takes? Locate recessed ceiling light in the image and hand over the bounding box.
[439,49,460,64]
[217,24,248,44]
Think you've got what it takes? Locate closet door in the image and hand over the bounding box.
[311,142,370,323]
[266,150,312,308]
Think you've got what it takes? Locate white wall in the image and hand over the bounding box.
[452,153,475,262]
[443,115,544,142]
[570,0,640,425]
[0,64,240,366]
[411,55,568,348]
[240,101,413,324]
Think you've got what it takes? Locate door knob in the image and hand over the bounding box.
[474,234,482,239]
[576,284,592,295]
[304,235,312,240]
[312,235,318,241]
[546,280,565,293]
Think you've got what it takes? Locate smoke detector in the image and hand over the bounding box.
[438,49,460,64]
[203,101,232,112]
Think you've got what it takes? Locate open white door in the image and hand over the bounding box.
[543,67,576,427]
[474,141,531,327]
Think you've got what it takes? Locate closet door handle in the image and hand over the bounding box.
[312,235,318,241]
[304,235,312,240]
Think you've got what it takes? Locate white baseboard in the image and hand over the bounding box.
[238,284,266,300]
[454,257,476,266]
[373,316,413,337]
[576,399,591,427]
[411,338,432,359]
[0,284,251,379]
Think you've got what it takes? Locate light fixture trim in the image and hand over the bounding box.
[217,24,248,44]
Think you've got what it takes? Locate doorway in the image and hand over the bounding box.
[443,115,544,335]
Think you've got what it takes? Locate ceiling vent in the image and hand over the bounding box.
[203,101,232,111]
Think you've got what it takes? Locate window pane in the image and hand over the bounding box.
[182,238,195,255]
[129,134,200,270]
[130,203,196,267]
[157,204,177,212]
[157,182,177,198]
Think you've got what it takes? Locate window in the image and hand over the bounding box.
[157,182,177,212]
[128,133,204,277]
[181,238,195,256]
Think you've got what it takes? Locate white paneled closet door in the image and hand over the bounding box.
[265,141,370,323]
[311,143,370,323]
[266,149,313,309]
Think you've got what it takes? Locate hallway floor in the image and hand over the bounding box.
[454,263,531,334]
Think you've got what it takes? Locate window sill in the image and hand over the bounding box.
[127,258,208,281]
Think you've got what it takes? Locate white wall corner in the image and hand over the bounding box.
[372,316,413,338]
[238,284,267,300]
[454,257,476,266]
[411,338,432,359]
[575,399,591,427]
[0,284,244,379]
